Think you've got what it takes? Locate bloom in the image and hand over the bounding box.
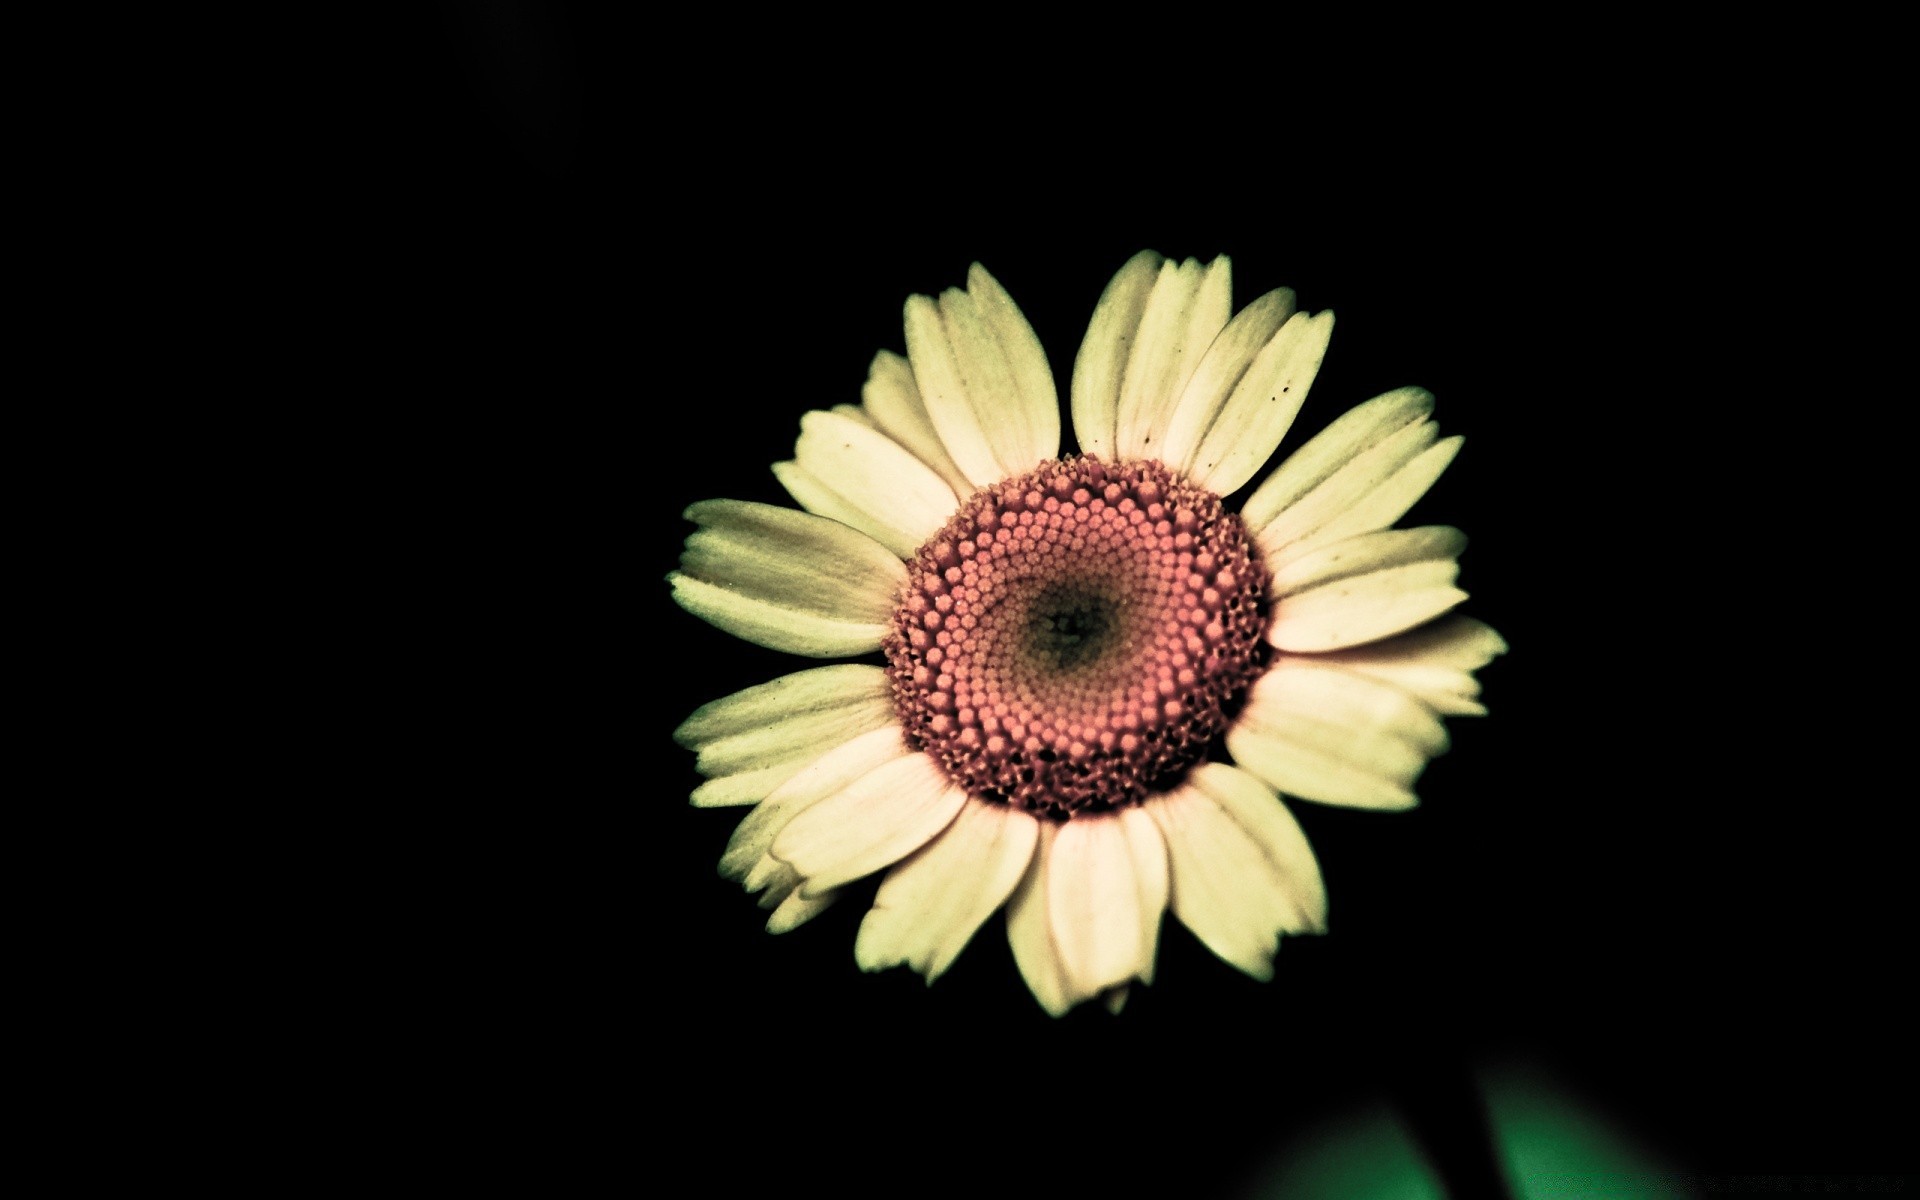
[670,252,1504,1015]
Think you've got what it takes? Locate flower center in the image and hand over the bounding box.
[883,457,1271,821]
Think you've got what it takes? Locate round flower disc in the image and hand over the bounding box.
[884,457,1271,821]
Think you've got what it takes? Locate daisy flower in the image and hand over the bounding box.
[669,252,1505,1015]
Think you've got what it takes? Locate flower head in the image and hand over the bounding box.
[669,252,1505,1015]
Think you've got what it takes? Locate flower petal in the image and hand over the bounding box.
[767,463,887,557]
[768,884,838,934]
[904,265,1059,489]
[718,725,912,881]
[1047,812,1162,998]
[1118,805,1169,986]
[771,751,968,898]
[830,402,876,428]
[1146,781,1311,981]
[679,660,894,791]
[854,799,1040,983]
[670,500,905,656]
[1114,256,1233,463]
[1227,662,1449,809]
[1241,386,1433,532]
[1244,389,1465,570]
[966,262,1061,465]
[1269,525,1467,597]
[1186,762,1327,933]
[1277,440,1465,571]
[779,409,961,558]
[745,859,837,932]
[1307,616,1508,716]
[1005,822,1075,1017]
[1180,310,1337,499]
[690,767,795,810]
[1155,288,1296,473]
[859,350,976,497]
[1267,557,1468,652]
[1070,250,1161,460]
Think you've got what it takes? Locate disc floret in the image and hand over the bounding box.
[883,457,1271,821]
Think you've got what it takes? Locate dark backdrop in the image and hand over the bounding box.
[376,7,1910,1194]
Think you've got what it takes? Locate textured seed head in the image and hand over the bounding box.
[883,457,1271,821]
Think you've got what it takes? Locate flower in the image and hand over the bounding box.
[669,252,1505,1015]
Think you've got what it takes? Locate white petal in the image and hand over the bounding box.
[717,725,911,881]
[675,666,894,805]
[1270,526,1467,597]
[1117,805,1169,986]
[666,576,884,660]
[1308,616,1508,716]
[1155,288,1296,473]
[676,663,888,750]
[786,410,960,559]
[691,767,792,809]
[670,500,905,656]
[1183,310,1337,498]
[1266,437,1464,569]
[1247,659,1449,757]
[854,799,1039,983]
[903,267,1059,489]
[771,751,968,897]
[767,886,837,934]
[1146,785,1300,981]
[748,857,838,930]
[1253,420,1443,566]
[768,463,887,555]
[1114,256,1233,462]
[1070,250,1161,461]
[744,854,794,897]
[1005,822,1076,1017]
[1048,813,1157,998]
[860,350,975,497]
[1241,386,1435,535]
[1227,663,1450,809]
[829,402,876,428]
[966,262,1060,466]
[1267,559,1468,652]
[1227,722,1420,810]
[1185,763,1326,933]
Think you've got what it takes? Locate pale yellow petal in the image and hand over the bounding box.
[1186,762,1326,933]
[1269,526,1467,598]
[860,350,975,497]
[1070,250,1162,460]
[1146,786,1296,980]
[789,409,961,558]
[854,799,1039,983]
[670,500,904,656]
[1183,310,1336,499]
[1267,560,1467,652]
[1228,663,1452,809]
[675,664,892,783]
[717,725,911,881]
[1241,387,1434,535]
[1048,813,1155,997]
[1006,822,1075,1017]
[772,751,968,897]
[966,263,1060,469]
[1114,256,1233,462]
[1308,616,1508,716]
[1155,287,1297,473]
[904,267,1060,489]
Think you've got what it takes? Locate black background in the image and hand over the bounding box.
[382,8,1910,1194]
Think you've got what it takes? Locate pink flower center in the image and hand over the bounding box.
[883,457,1271,821]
